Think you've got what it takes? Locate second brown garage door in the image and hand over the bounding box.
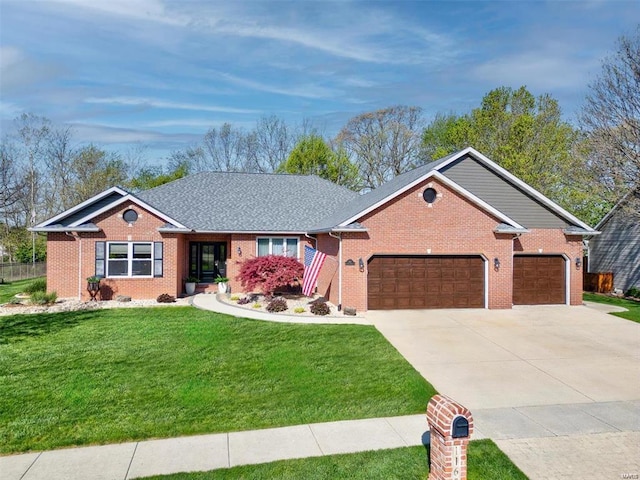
[368,255,484,310]
[513,255,565,305]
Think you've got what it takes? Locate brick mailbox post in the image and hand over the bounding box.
[426,394,474,480]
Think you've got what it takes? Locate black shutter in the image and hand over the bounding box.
[154,242,163,277]
[95,241,105,277]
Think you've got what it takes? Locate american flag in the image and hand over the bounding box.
[302,245,327,297]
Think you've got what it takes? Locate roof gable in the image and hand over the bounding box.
[310,147,597,233]
[32,186,186,232]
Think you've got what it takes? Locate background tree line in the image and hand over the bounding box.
[2,26,637,262]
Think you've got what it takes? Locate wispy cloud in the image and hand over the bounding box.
[213,72,340,99]
[49,0,189,26]
[84,97,261,115]
[0,46,64,94]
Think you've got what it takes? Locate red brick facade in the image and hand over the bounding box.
[316,177,584,311]
[46,177,584,309]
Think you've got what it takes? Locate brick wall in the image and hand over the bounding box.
[316,177,584,311]
[47,201,178,300]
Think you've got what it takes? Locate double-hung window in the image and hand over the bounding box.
[256,237,299,258]
[107,242,153,277]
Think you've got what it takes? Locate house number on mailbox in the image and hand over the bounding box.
[453,445,462,480]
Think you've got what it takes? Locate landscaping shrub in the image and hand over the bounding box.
[28,291,57,305]
[310,301,330,316]
[266,297,288,312]
[237,296,251,305]
[237,255,304,296]
[625,286,640,298]
[156,293,176,303]
[294,307,305,314]
[252,303,262,309]
[230,295,240,301]
[24,278,46,294]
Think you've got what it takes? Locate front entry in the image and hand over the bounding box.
[189,242,227,282]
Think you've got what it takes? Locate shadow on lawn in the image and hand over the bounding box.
[0,310,97,344]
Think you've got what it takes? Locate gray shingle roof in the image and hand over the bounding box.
[136,172,358,232]
[308,154,455,232]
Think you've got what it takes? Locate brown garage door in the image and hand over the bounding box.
[513,255,565,305]
[368,255,484,310]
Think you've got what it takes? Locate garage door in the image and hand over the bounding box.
[513,255,565,305]
[368,255,484,310]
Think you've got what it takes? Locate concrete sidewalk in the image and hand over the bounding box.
[3,400,639,479]
[1,414,429,480]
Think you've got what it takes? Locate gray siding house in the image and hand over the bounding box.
[589,191,640,293]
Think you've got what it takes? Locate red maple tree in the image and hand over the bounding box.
[236,255,304,296]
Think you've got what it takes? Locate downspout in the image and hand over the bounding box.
[328,231,342,310]
[304,233,317,248]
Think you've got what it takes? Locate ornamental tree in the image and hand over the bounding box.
[237,255,304,296]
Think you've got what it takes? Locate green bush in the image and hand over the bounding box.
[625,286,640,298]
[28,291,57,305]
[24,278,46,294]
[294,307,305,314]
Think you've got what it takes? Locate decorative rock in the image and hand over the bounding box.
[116,295,132,302]
[343,306,357,316]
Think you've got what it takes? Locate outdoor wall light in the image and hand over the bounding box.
[237,246,242,257]
[358,257,365,272]
[575,257,582,269]
[493,257,500,270]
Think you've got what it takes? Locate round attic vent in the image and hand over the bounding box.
[423,188,437,204]
[123,209,138,223]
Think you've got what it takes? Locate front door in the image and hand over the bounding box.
[189,242,227,282]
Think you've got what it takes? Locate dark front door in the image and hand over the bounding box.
[189,242,227,282]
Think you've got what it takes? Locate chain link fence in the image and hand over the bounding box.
[0,262,46,283]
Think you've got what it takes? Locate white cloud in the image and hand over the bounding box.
[212,72,340,99]
[472,50,601,91]
[49,0,189,26]
[0,46,63,94]
[84,96,261,115]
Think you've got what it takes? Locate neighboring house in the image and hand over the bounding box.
[588,190,640,293]
[32,147,597,311]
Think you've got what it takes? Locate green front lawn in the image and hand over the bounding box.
[583,292,640,323]
[0,307,435,454]
[139,440,527,480]
[0,277,44,303]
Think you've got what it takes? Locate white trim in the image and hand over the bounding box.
[33,186,128,228]
[255,236,300,258]
[440,147,597,232]
[483,256,489,309]
[338,170,525,229]
[594,189,636,230]
[69,194,187,229]
[564,254,571,306]
[106,241,154,278]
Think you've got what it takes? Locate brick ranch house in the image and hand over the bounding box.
[33,147,598,311]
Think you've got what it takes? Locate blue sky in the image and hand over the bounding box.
[1,0,638,165]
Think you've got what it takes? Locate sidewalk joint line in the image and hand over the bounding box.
[124,442,138,480]
[307,424,325,454]
[19,451,41,480]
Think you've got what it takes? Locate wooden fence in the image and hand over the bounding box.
[0,262,46,283]
[583,272,614,293]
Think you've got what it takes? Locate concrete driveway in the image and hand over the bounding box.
[369,304,640,479]
[369,304,640,410]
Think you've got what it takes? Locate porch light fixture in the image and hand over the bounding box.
[493,257,500,270]
[358,257,365,272]
[575,257,582,269]
[237,246,242,257]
